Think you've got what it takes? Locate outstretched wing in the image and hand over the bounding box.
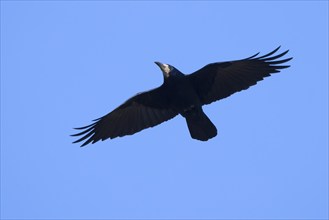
[187,46,292,105]
[72,86,178,147]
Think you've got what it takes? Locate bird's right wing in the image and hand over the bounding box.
[72,86,178,147]
[187,47,292,105]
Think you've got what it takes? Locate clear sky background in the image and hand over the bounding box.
[1,1,328,219]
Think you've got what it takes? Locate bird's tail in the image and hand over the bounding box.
[185,110,217,141]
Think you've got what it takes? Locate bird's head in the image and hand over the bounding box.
[154,61,176,78]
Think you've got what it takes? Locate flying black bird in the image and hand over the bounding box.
[72,47,292,147]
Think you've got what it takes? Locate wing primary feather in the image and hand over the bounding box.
[262,50,289,61]
[92,116,105,122]
[71,126,94,137]
[80,134,96,147]
[73,122,97,130]
[267,57,293,65]
[273,65,291,69]
[256,46,281,59]
[72,130,94,144]
[245,52,260,60]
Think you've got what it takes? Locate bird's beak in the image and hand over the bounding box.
[154,61,170,78]
[154,61,163,69]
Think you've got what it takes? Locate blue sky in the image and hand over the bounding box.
[1,1,328,219]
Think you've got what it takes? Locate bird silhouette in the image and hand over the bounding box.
[72,47,292,147]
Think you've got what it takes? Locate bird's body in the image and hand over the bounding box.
[72,47,292,147]
[159,69,217,141]
[165,73,201,113]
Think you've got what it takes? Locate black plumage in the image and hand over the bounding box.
[72,47,292,147]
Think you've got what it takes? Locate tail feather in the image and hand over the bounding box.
[185,111,217,141]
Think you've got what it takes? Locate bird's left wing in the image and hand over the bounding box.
[187,47,292,105]
[72,86,178,147]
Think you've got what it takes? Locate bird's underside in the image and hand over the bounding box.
[72,46,292,147]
